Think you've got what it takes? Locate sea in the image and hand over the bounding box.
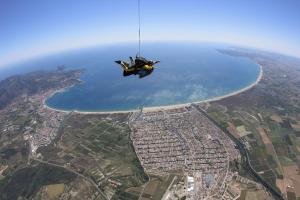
[0,42,260,112]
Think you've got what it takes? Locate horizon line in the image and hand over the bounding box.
[1,39,299,69]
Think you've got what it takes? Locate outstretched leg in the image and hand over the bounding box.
[115,60,129,71]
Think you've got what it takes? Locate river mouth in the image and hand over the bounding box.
[45,42,261,112]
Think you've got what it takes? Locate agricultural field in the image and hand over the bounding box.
[0,163,77,200]
[204,50,300,199]
[37,112,148,200]
[135,174,177,200]
[46,183,65,199]
[224,174,272,200]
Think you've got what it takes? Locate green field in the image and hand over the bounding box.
[0,163,76,200]
[39,113,148,200]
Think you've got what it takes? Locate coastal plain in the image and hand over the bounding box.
[0,48,299,200]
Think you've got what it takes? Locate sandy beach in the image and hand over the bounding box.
[44,65,263,114]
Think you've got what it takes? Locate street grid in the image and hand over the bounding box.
[130,106,240,199]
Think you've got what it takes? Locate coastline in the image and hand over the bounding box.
[44,65,263,114]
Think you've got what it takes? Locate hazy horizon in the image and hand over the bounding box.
[1,0,300,68]
[1,41,300,71]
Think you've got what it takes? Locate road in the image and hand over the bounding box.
[33,158,109,200]
[191,104,284,200]
[128,111,152,200]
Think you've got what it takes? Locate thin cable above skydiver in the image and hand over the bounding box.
[115,0,160,78]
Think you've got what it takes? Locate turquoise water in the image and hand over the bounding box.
[1,42,260,111]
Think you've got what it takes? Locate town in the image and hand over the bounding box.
[130,106,240,199]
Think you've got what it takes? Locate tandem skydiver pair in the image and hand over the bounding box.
[115,56,159,78]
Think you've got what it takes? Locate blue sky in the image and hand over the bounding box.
[1,0,300,68]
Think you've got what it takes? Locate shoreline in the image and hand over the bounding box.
[44,65,263,114]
